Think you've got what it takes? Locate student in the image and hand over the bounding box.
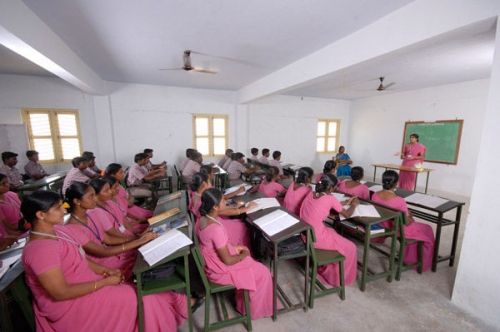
[97,176,148,236]
[248,148,259,163]
[300,174,358,287]
[218,149,233,170]
[197,188,273,319]
[105,163,153,221]
[182,151,203,184]
[0,174,22,241]
[81,151,101,178]
[127,153,163,197]
[62,157,92,197]
[283,167,313,216]
[227,152,256,185]
[258,148,270,165]
[258,166,286,198]
[336,166,369,200]
[398,133,426,190]
[0,151,23,190]
[268,150,287,177]
[143,148,167,172]
[189,173,253,247]
[371,170,435,272]
[24,150,48,180]
[180,148,197,171]
[63,181,156,278]
[314,160,337,183]
[335,146,352,177]
[20,190,188,331]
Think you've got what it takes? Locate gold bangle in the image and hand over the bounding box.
[122,243,125,252]
[94,281,97,291]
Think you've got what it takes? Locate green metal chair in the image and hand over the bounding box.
[396,213,424,280]
[2,272,35,331]
[191,246,252,331]
[308,230,346,308]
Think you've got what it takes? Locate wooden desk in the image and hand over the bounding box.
[245,205,310,321]
[372,163,433,193]
[335,202,401,291]
[133,244,192,332]
[17,171,67,196]
[366,181,464,271]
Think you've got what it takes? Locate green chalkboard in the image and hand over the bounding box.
[402,120,463,165]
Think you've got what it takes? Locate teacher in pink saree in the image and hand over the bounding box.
[399,133,426,190]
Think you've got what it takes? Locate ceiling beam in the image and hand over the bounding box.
[0,0,107,94]
[237,0,500,104]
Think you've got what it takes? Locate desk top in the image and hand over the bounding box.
[345,203,400,226]
[365,181,464,212]
[18,171,67,191]
[372,163,433,173]
[133,244,190,274]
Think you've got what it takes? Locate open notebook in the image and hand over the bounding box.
[339,204,381,220]
[138,229,192,266]
[246,197,281,214]
[405,192,448,208]
[224,184,253,196]
[253,209,300,236]
[148,207,181,225]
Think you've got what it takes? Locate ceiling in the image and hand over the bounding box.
[20,0,415,90]
[286,19,496,99]
[0,43,54,77]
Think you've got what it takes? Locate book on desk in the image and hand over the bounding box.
[340,221,385,234]
[253,209,300,237]
[138,229,192,266]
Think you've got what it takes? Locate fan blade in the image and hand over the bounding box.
[192,67,217,74]
[189,50,260,67]
[158,68,184,71]
[384,82,395,89]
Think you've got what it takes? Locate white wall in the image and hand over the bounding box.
[451,21,500,329]
[0,74,99,172]
[101,83,238,168]
[349,79,490,198]
[246,95,351,171]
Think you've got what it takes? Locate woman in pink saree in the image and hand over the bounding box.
[283,167,313,216]
[399,133,426,190]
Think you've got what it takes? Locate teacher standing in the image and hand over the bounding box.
[399,133,426,190]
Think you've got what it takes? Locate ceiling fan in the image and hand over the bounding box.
[377,76,395,91]
[159,50,217,74]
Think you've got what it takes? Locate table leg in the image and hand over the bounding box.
[360,226,370,291]
[272,243,278,321]
[373,166,377,182]
[304,229,310,312]
[137,274,145,332]
[450,206,462,267]
[387,215,400,282]
[414,172,418,192]
[432,212,443,272]
[425,172,430,194]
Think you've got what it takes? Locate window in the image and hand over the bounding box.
[316,119,340,153]
[22,109,83,163]
[193,114,228,156]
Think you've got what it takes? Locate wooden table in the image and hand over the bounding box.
[245,206,311,321]
[372,163,433,193]
[366,181,465,271]
[17,171,67,196]
[334,202,401,291]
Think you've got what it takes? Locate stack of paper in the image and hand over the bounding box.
[368,184,384,192]
[253,209,300,236]
[405,193,448,208]
[148,208,181,225]
[224,184,252,196]
[139,229,192,266]
[340,204,381,220]
[246,198,281,214]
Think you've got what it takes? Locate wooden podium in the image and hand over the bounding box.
[371,163,433,193]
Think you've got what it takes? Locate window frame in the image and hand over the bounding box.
[192,114,229,157]
[316,119,341,153]
[22,108,83,164]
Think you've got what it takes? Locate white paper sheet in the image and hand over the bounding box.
[246,198,281,214]
[224,184,252,196]
[139,229,192,266]
[405,192,448,208]
[339,204,381,220]
[253,209,300,236]
[368,184,384,192]
[332,193,348,202]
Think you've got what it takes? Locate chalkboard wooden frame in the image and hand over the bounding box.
[401,120,463,165]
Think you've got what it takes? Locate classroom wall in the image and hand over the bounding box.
[348,78,490,198]
[0,74,99,173]
[451,21,500,329]
[245,95,351,171]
